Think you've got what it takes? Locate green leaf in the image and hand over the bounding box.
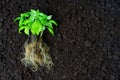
[31,29,35,35]
[30,9,36,14]
[49,20,57,26]
[19,14,25,26]
[28,15,35,23]
[19,26,26,33]
[23,12,30,17]
[14,17,20,22]
[31,20,42,35]
[47,15,52,20]
[38,16,47,25]
[39,12,46,17]
[23,19,31,25]
[24,28,29,35]
[19,19,23,26]
[36,9,40,13]
[45,22,53,29]
[48,28,54,36]
[42,26,45,31]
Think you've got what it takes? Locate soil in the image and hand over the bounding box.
[0,0,120,80]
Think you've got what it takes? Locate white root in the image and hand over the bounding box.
[21,36,53,71]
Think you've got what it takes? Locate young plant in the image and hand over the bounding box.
[14,9,57,71]
[14,9,57,36]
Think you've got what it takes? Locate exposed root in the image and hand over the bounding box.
[21,35,53,71]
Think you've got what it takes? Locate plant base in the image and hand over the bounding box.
[21,35,53,71]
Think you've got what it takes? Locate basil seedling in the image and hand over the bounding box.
[14,9,57,36]
[14,9,58,71]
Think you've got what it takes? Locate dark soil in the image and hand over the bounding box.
[0,0,120,80]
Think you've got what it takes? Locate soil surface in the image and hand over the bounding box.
[0,0,120,80]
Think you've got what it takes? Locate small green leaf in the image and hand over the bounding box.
[30,9,36,14]
[48,28,54,36]
[49,20,57,26]
[19,19,23,26]
[23,19,31,25]
[31,29,35,35]
[14,17,20,22]
[31,20,42,35]
[42,26,45,31]
[36,9,40,13]
[47,15,52,20]
[19,26,26,33]
[45,22,53,29]
[28,15,35,22]
[39,12,46,17]
[23,12,30,17]
[19,14,25,26]
[38,16,47,25]
[24,28,29,35]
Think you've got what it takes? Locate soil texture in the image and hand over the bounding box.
[0,0,120,80]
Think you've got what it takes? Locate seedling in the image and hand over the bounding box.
[14,9,57,71]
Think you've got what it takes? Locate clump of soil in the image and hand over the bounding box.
[21,35,53,71]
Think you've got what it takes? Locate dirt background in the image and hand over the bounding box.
[0,0,120,80]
